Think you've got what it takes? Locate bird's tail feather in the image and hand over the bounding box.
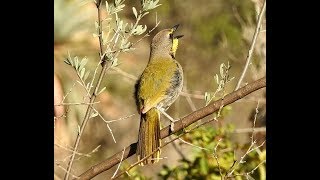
[137,108,161,166]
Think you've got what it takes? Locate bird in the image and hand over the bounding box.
[134,24,184,166]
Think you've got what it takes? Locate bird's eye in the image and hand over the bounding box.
[169,33,173,39]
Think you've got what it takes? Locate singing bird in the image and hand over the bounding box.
[134,24,184,165]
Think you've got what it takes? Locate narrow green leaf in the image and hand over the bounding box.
[90,111,99,118]
[74,57,79,69]
[84,71,90,81]
[214,74,219,85]
[79,57,88,70]
[132,7,137,18]
[80,68,85,79]
[105,1,109,12]
[220,63,224,78]
[86,82,91,90]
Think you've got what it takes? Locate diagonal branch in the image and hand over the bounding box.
[77,77,266,179]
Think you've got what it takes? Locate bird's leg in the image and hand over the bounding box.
[157,108,178,131]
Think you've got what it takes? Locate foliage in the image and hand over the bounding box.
[158,125,266,180]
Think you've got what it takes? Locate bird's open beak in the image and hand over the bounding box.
[171,24,184,39]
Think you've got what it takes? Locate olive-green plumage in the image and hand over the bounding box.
[135,24,183,165]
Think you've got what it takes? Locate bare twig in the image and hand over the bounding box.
[54,102,100,106]
[64,2,113,179]
[77,77,266,179]
[235,0,266,90]
[111,147,126,179]
[233,127,266,134]
[226,101,265,178]
[213,139,223,180]
[110,67,138,81]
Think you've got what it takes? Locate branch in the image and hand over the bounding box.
[64,2,113,179]
[77,77,266,179]
[235,0,266,90]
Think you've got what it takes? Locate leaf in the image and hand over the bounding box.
[79,57,88,70]
[86,82,91,90]
[80,68,85,79]
[214,74,219,85]
[90,111,99,118]
[105,1,109,12]
[84,71,90,81]
[220,63,225,78]
[74,57,79,69]
[111,58,118,67]
[98,87,106,95]
[132,7,137,18]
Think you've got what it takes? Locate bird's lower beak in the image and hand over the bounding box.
[174,35,184,39]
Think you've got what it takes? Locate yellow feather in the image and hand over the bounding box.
[172,38,179,57]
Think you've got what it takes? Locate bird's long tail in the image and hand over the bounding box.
[137,107,161,166]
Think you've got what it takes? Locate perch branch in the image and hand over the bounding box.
[77,77,266,179]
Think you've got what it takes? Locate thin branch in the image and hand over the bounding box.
[226,101,264,178]
[56,163,79,179]
[170,136,188,160]
[77,77,266,179]
[64,3,113,179]
[60,82,77,104]
[110,67,138,81]
[178,138,209,151]
[213,139,223,180]
[180,91,205,99]
[111,147,126,179]
[54,102,100,106]
[233,127,265,134]
[235,0,266,90]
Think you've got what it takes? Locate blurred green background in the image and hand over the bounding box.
[54,0,266,179]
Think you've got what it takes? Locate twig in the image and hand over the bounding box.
[77,77,266,179]
[233,127,265,134]
[170,136,188,160]
[64,2,113,179]
[111,147,126,179]
[54,102,100,106]
[213,139,223,180]
[235,0,266,90]
[60,82,77,104]
[178,138,209,151]
[110,67,138,81]
[180,91,205,99]
[226,101,264,178]
[56,163,79,179]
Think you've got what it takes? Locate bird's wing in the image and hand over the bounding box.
[138,60,177,114]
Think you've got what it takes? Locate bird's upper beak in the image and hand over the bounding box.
[172,24,180,32]
[171,24,184,39]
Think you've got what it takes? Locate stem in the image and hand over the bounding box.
[235,0,266,90]
[63,2,111,179]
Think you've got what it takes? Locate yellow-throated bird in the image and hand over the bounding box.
[134,24,184,165]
